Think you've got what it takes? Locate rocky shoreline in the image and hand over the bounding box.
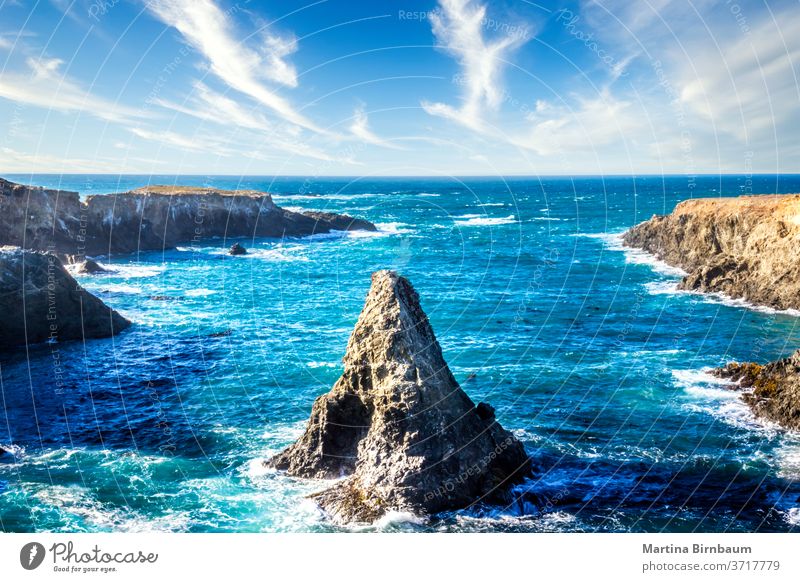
[268,270,530,524]
[0,247,130,350]
[714,354,800,430]
[625,193,800,431]
[0,178,376,259]
[0,177,375,351]
[623,194,800,311]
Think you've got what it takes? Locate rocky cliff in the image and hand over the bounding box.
[0,247,130,350]
[623,194,800,310]
[714,353,800,430]
[268,270,530,524]
[0,178,376,258]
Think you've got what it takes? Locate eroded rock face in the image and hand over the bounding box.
[0,247,131,350]
[0,178,376,257]
[268,270,530,523]
[623,194,800,310]
[714,353,800,430]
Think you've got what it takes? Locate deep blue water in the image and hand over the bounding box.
[2,174,800,532]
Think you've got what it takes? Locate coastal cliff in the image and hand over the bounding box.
[268,270,530,524]
[0,178,376,258]
[0,247,130,350]
[623,194,800,310]
[625,193,800,430]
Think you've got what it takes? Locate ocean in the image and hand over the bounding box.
[2,174,800,532]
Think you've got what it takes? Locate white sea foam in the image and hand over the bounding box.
[184,288,218,297]
[785,507,800,525]
[103,264,166,278]
[307,361,339,368]
[645,281,680,295]
[579,232,688,277]
[455,214,516,227]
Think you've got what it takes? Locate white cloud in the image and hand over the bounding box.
[0,146,120,173]
[677,9,800,143]
[130,127,232,154]
[0,57,147,122]
[421,0,528,130]
[513,90,640,155]
[146,0,320,132]
[349,107,403,150]
[155,81,273,132]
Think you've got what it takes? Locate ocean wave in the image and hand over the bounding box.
[579,232,688,277]
[785,507,800,525]
[102,264,166,278]
[184,288,218,297]
[307,361,339,368]
[455,214,516,227]
[645,282,800,317]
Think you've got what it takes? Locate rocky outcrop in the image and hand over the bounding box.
[268,270,530,524]
[228,243,247,256]
[0,247,131,350]
[67,258,109,275]
[300,211,377,233]
[714,352,800,430]
[623,194,800,310]
[0,178,376,258]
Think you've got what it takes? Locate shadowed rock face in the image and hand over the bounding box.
[0,178,376,258]
[0,247,130,350]
[268,270,530,524]
[623,194,800,310]
[714,353,800,431]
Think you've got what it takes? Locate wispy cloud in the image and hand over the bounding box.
[512,91,639,155]
[0,57,147,122]
[146,0,321,132]
[422,0,528,130]
[155,81,273,132]
[349,106,403,149]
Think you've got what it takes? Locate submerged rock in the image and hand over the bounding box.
[228,243,247,255]
[268,270,530,523]
[714,352,800,430]
[623,194,800,310]
[0,177,377,257]
[0,247,131,350]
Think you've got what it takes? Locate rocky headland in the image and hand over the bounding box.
[0,177,376,259]
[268,270,531,524]
[625,193,800,431]
[0,247,130,350]
[623,194,800,310]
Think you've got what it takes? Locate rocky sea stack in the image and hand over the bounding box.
[268,270,530,524]
[714,353,800,430]
[0,247,130,350]
[623,194,800,310]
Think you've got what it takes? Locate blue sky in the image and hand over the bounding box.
[0,0,797,175]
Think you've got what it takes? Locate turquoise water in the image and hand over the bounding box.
[2,174,800,532]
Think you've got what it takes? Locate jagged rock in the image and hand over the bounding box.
[623,194,800,310]
[228,243,247,255]
[301,211,378,232]
[268,270,530,523]
[0,247,131,350]
[0,177,377,257]
[714,352,800,430]
[68,258,109,275]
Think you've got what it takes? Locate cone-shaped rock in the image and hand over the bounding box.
[269,270,530,523]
